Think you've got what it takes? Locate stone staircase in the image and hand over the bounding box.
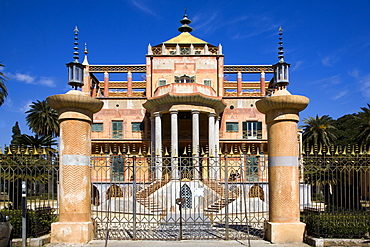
[202,179,240,213]
[136,179,169,214]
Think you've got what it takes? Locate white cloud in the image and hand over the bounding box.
[2,96,13,109]
[20,100,33,113]
[290,61,303,72]
[319,49,345,67]
[358,74,370,99]
[9,72,35,83]
[312,74,342,86]
[332,90,348,100]
[130,0,158,17]
[6,72,56,87]
[39,77,56,87]
[348,69,360,78]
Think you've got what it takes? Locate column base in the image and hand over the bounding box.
[265,222,306,244]
[51,221,94,244]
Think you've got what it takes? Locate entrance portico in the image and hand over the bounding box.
[143,83,226,180]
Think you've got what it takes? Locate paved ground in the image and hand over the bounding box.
[45,240,311,247]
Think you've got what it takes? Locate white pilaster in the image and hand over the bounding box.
[170,110,179,180]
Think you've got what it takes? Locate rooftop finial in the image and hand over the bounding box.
[84,43,88,55]
[82,43,89,65]
[178,9,193,33]
[73,26,80,63]
[278,26,284,63]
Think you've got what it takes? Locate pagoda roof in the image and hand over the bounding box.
[163,32,208,44]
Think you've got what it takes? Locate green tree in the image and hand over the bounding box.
[333,114,360,146]
[25,100,59,137]
[356,103,370,146]
[301,115,337,148]
[10,121,22,146]
[0,62,9,106]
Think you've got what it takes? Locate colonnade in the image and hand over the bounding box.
[150,109,220,180]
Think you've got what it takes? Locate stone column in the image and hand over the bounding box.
[170,110,179,180]
[192,110,200,179]
[214,116,220,180]
[47,90,103,244]
[256,89,309,244]
[154,112,162,180]
[214,116,220,156]
[208,113,215,156]
[104,71,109,97]
[150,116,155,157]
[192,110,200,156]
[237,71,242,96]
[127,71,133,97]
[260,70,266,96]
[208,113,215,179]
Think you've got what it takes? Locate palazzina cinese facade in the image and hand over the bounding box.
[49,14,308,244]
[81,14,275,176]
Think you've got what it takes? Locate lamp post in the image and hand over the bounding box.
[66,26,85,90]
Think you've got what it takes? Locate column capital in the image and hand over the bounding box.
[170,109,179,114]
[47,90,103,122]
[208,112,215,117]
[191,109,200,114]
[153,112,162,117]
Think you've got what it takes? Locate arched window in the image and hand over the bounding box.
[91,185,100,206]
[249,184,265,201]
[106,184,123,200]
[180,184,192,209]
[179,75,191,83]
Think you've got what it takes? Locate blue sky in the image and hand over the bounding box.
[1,0,370,146]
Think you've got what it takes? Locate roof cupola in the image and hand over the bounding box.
[178,9,193,33]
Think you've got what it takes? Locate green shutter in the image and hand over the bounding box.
[257,122,262,139]
[92,123,103,132]
[112,121,122,138]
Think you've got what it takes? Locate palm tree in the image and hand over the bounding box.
[356,103,370,146]
[301,115,337,148]
[15,134,57,148]
[0,62,9,106]
[25,100,59,137]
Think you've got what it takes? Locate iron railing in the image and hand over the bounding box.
[0,150,59,237]
[301,145,370,238]
[91,155,268,240]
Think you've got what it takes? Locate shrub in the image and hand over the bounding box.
[302,211,370,238]
[0,207,57,238]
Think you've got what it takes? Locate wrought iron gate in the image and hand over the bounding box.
[91,155,268,240]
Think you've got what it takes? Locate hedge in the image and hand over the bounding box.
[0,207,57,238]
[302,211,370,238]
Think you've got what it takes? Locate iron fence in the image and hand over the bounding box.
[91,154,268,240]
[0,150,59,237]
[301,146,370,238]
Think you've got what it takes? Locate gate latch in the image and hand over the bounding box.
[176,198,185,206]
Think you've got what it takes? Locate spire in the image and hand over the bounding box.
[178,9,193,33]
[278,26,284,63]
[67,26,85,89]
[273,26,290,90]
[73,26,80,63]
[82,43,89,65]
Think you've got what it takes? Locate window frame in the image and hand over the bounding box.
[131,122,144,132]
[92,123,103,132]
[226,122,239,132]
[112,121,123,139]
[203,79,212,87]
[242,121,262,139]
